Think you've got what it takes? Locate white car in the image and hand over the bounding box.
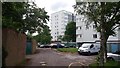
[107,51,120,61]
[78,43,100,55]
[40,45,44,48]
[50,43,57,47]
[61,44,65,46]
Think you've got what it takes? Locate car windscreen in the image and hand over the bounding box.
[82,44,90,48]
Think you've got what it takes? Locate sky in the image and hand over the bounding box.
[34,0,76,27]
[32,0,75,36]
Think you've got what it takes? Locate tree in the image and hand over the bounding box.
[2,2,49,34]
[33,25,52,44]
[63,21,76,42]
[74,2,120,66]
[57,35,62,41]
[2,2,26,30]
[23,2,49,34]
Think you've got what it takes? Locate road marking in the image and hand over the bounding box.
[39,62,47,66]
[41,64,46,66]
[68,62,85,68]
[40,62,45,63]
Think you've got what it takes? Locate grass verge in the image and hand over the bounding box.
[57,48,78,53]
[89,61,119,68]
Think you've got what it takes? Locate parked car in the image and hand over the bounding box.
[107,51,120,61]
[78,43,100,55]
[50,43,57,47]
[64,46,69,48]
[61,43,65,47]
[39,44,51,48]
[51,43,57,48]
[37,43,41,47]
[51,43,64,48]
[40,44,44,48]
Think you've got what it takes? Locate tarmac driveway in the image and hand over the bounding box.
[25,48,96,67]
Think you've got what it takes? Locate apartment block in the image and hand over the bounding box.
[76,14,120,43]
[51,10,75,41]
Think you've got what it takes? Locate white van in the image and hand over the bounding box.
[78,43,100,55]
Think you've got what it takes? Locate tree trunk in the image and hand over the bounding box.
[99,2,106,67]
[99,30,105,66]
[104,35,109,63]
[99,33,108,65]
[103,38,107,63]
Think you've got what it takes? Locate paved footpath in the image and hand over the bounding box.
[25,48,96,67]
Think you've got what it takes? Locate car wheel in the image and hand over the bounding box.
[87,51,91,56]
[107,57,114,61]
[78,51,81,55]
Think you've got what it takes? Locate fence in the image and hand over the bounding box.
[26,39,37,55]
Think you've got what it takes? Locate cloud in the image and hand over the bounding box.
[34,0,75,28]
[50,1,67,11]
[35,0,75,14]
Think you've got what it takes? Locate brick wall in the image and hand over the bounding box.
[2,28,26,66]
[31,39,37,54]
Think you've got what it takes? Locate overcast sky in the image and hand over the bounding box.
[32,0,75,35]
[34,0,76,27]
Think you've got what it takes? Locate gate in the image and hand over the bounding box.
[111,44,118,53]
[26,41,32,55]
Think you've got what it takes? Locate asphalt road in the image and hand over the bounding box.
[25,48,96,67]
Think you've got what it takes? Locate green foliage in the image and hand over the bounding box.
[74,2,120,36]
[2,2,26,30]
[63,21,76,42]
[75,2,120,65]
[57,35,62,41]
[33,25,52,44]
[2,2,49,34]
[89,61,119,67]
[23,2,49,34]
[57,48,78,53]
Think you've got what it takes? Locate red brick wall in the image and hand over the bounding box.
[2,28,26,66]
[32,39,37,54]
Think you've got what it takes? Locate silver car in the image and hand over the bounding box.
[107,51,120,61]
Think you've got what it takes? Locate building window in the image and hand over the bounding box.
[79,26,82,30]
[79,18,81,21]
[76,35,78,38]
[76,27,78,30]
[93,25,96,29]
[81,19,84,22]
[76,26,82,30]
[113,35,117,37]
[77,34,82,38]
[119,27,120,30]
[61,31,64,34]
[57,32,59,34]
[79,34,82,38]
[93,34,97,38]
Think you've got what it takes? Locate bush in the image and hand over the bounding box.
[89,60,119,67]
[57,48,78,53]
